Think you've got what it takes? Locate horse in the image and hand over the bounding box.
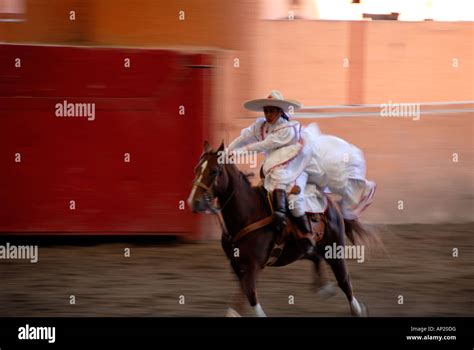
[188,141,376,317]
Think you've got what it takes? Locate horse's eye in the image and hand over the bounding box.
[210,169,219,176]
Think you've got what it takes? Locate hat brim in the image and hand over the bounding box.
[243,98,302,112]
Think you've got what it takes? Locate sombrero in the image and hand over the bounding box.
[243,90,302,112]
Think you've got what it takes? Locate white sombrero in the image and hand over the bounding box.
[243,90,302,112]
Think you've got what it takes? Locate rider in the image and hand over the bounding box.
[227,90,315,252]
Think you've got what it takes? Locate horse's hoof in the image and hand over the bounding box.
[351,302,369,317]
[359,302,369,317]
[316,283,337,299]
[225,308,242,317]
[350,298,368,317]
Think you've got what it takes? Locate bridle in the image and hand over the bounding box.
[191,154,274,246]
[192,160,235,214]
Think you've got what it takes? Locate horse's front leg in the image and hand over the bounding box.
[227,234,271,317]
[225,288,246,317]
[240,263,266,317]
[226,259,265,317]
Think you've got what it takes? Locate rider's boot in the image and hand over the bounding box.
[272,189,288,232]
[293,215,315,254]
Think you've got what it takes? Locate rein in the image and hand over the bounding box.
[232,216,274,244]
[212,173,274,244]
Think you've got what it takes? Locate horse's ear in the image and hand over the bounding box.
[217,140,225,152]
[203,140,212,153]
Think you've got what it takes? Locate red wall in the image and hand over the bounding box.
[0,44,210,235]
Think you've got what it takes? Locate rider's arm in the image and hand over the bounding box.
[227,120,262,151]
[241,125,297,153]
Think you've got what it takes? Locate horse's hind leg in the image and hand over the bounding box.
[309,253,337,298]
[324,257,367,317]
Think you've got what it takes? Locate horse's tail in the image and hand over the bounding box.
[344,218,386,254]
[325,195,385,254]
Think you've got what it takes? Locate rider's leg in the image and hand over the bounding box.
[292,215,314,254]
[288,172,308,218]
[352,179,376,218]
[288,172,315,253]
[337,147,375,220]
[264,167,289,231]
[340,178,376,220]
[272,185,287,231]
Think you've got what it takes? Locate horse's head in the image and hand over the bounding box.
[187,140,229,213]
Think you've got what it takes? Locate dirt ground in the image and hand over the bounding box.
[0,223,472,317]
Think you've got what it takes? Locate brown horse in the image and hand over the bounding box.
[188,141,375,317]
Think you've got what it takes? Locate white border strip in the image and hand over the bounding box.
[0,19,25,22]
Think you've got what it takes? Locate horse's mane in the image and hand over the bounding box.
[239,171,252,186]
[252,184,269,209]
[235,168,270,211]
[223,162,252,186]
[219,161,269,209]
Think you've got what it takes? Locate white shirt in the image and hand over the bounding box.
[228,117,301,154]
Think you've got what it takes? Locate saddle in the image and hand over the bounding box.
[263,185,326,244]
[277,213,326,244]
[265,187,327,265]
[300,213,325,242]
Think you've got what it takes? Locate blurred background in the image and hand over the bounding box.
[0,1,472,317]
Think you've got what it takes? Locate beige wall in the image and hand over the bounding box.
[364,21,473,104]
[251,20,350,106]
[251,20,474,106]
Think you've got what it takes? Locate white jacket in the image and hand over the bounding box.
[228,117,303,176]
